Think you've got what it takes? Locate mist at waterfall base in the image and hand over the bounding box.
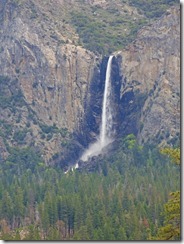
[80,136,113,162]
[64,56,115,173]
[81,55,115,162]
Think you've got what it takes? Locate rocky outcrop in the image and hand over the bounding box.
[0,0,99,163]
[115,6,180,147]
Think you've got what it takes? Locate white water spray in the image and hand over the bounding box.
[100,55,114,146]
[81,55,114,161]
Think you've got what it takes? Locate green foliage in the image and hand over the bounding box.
[0,121,13,138]
[129,0,178,19]
[1,192,14,222]
[13,129,28,144]
[70,12,147,55]
[69,0,178,55]
[0,76,25,110]
[0,143,180,240]
[123,134,136,149]
[39,124,68,137]
[39,124,69,144]
[3,147,42,173]
[152,148,180,240]
[160,148,180,165]
[156,191,180,240]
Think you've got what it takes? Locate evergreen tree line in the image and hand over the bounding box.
[0,137,180,240]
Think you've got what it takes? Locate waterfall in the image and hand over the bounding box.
[100,55,113,147]
[80,55,114,162]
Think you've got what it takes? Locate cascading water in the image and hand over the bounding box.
[100,55,114,147]
[80,55,114,161]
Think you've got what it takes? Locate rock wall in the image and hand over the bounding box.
[0,0,99,163]
[115,6,180,147]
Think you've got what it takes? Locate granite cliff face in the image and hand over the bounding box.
[0,0,180,166]
[115,6,180,147]
[0,0,99,163]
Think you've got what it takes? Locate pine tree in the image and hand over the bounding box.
[153,148,180,240]
[14,187,25,226]
[1,192,14,224]
[155,191,180,240]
